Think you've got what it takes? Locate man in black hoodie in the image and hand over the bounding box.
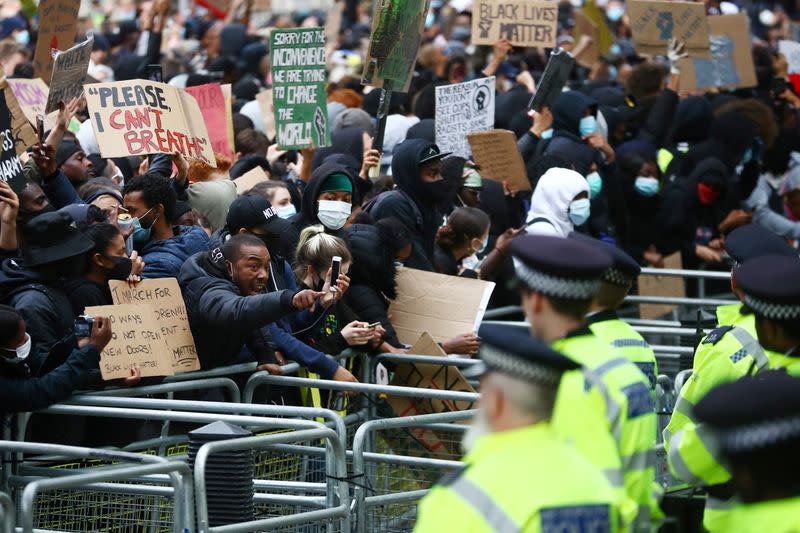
[366,139,452,271]
[291,161,359,238]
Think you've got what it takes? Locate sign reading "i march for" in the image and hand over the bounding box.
[271,27,330,150]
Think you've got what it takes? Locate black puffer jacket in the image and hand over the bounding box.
[345,223,402,348]
[178,249,298,369]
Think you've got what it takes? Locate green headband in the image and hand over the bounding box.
[320,173,353,194]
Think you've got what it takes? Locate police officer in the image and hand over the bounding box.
[510,234,658,531]
[664,225,798,530]
[569,232,658,394]
[414,324,621,533]
[693,370,800,532]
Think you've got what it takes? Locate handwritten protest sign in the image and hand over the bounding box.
[85,80,215,166]
[256,90,277,140]
[234,166,270,194]
[7,78,57,131]
[628,0,710,57]
[185,83,233,159]
[389,268,495,345]
[85,304,175,380]
[679,14,756,91]
[0,88,34,194]
[779,40,800,74]
[581,0,615,55]
[387,332,476,456]
[574,10,600,68]
[638,253,685,320]
[471,0,557,48]
[362,0,427,92]
[33,0,80,80]
[468,130,531,193]
[271,28,330,150]
[435,77,495,159]
[45,35,92,113]
[109,278,201,373]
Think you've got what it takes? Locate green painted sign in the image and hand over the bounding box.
[271,27,330,150]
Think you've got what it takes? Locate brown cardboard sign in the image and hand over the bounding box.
[637,252,685,320]
[389,268,495,345]
[467,129,531,193]
[33,0,80,81]
[678,14,757,91]
[386,333,476,455]
[1,83,37,155]
[471,0,557,48]
[256,90,276,140]
[6,78,58,131]
[234,166,271,194]
[573,10,600,68]
[109,278,200,373]
[628,0,710,57]
[84,304,176,380]
[0,86,35,195]
[84,80,215,166]
[45,36,92,113]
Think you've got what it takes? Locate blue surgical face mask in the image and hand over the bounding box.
[579,116,598,136]
[276,204,297,219]
[608,65,618,81]
[634,176,660,197]
[741,147,753,165]
[586,171,603,198]
[14,30,29,46]
[474,235,489,254]
[540,128,553,139]
[607,6,625,21]
[568,198,591,226]
[131,207,156,245]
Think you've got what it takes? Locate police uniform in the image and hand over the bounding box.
[569,232,659,394]
[663,226,798,529]
[693,370,800,533]
[414,324,621,533]
[510,235,658,531]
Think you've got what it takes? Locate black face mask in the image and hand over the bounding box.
[103,256,133,281]
[422,179,451,203]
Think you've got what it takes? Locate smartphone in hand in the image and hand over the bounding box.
[330,256,341,292]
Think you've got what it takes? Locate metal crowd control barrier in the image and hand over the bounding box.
[194,427,349,533]
[0,491,13,533]
[351,410,474,533]
[0,440,193,533]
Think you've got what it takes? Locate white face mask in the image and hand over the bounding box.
[276,204,297,219]
[12,333,31,360]
[317,200,351,230]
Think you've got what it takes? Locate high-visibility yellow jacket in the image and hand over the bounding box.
[414,423,621,533]
[552,328,659,532]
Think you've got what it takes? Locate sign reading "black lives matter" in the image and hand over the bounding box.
[471,0,557,48]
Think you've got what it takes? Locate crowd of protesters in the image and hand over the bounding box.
[1,0,800,528]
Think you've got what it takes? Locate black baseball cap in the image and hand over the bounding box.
[418,142,452,165]
[225,194,292,235]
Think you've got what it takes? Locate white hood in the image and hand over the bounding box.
[526,167,589,237]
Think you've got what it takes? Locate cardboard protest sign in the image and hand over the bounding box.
[628,0,710,58]
[185,83,233,159]
[325,1,344,47]
[33,0,80,80]
[679,14,757,91]
[0,88,32,194]
[362,0,428,92]
[779,40,800,74]
[574,10,600,68]
[109,278,200,373]
[270,28,330,150]
[234,166,271,194]
[2,85,37,154]
[386,332,476,456]
[256,90,277,140]
[221,84,235,154]
[467,130,531,193]
[638,252,685,320]
[7,78,57,132]
[84,304,176,380]
[435,77,495,159]
[85,80,215,166]
[581,0,615,55]
[472,0,558,48]
[45,35,92,114]
[196,0,230,19]
[389,268,495,345]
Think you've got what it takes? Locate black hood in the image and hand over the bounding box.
[672,96,713,144]
[0,258,48,297]
[299,160,358,226]
[312,127,365,171]
[178,249,233,293]
[390,138,440,204]
[346,223,398,299]
[552,91,597,137]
